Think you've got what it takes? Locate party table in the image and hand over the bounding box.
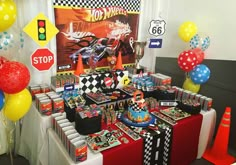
[48,128,103,165]
[17,102,144,165]
[17,101,216,165]
[47,123,143,165]
[197,109,216,158]
[17,102,54,165]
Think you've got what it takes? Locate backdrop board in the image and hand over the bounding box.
[52,0,142,73]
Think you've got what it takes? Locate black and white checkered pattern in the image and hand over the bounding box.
[163,127,172,165]
[141,129,165,165]
[142,132,153,165]
[79,74,100,94]
[144,129,165,165]
[53,0,141,13]
[115,70,128,88]
[100,70,128,90]
[152,130,162,163]
[129,102,142,112]
[123,64,135,70]
[79,71,128,94]
[115,111,122,119]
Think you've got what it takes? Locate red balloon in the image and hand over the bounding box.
[0,56,9,69]
[192,48,205,64]
[178,50,198,72]
[0,61,30,94]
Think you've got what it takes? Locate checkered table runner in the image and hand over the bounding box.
[142,132,153,165]
[141,127,169,165]
[162,126,172,165]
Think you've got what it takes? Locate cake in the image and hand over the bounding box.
[127,91,151,123]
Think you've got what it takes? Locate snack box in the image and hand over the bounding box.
[48,94,61,100]
[52,98,64,113]
[70,140,87,162]
[45,91,57,97]
[63,129,77,147]
[40,84,51,93]
[69,136,86,153]
[66,133,80,152]
[51,113,63,130]
[203,97,213,111]
[39,99,52,116]
[54,117,67,133]
[35,94,48,109]
[69,136,85,154]
[58,122,74,139]
[51,76,61,88]
[29,85,41,99]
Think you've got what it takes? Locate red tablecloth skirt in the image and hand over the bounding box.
[170,114,203,165]
[101,124,143,165]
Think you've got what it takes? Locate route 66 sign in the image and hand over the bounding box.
[149,19,166,37]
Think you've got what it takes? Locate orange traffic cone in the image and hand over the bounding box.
[203,107,235,165]
[74,54,85,76]
[115,51,124,71]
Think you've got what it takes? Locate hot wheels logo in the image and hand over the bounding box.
[73,6,127,22]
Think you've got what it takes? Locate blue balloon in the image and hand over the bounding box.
[190,64,211,84]
[0,90,5,110]
[190,34,210,51]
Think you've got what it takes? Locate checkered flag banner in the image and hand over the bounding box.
[53,0,141,13]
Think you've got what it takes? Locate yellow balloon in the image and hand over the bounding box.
[3,89,32,122]
[0,0,17,32]
[178,21,198,42]
[183,78,200,93]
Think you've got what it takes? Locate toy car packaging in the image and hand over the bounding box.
[52,0,142,72]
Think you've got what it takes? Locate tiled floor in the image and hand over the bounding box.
[0,154,214,165]
[0,154,29,165]
[191,158,214,165]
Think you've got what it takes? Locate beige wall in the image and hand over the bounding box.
[139,0,236,72]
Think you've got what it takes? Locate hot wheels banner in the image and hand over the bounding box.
[52,0,141,73]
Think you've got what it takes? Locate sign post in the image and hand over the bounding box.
[31,48,54,71]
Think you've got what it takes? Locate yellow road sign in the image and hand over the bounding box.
[23,13,59,47]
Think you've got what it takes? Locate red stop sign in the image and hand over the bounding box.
[31,48,54,71]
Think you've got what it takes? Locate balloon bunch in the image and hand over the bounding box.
[0,0,17,32]
[0,0,24,62]
[0,56,32,122]
[0,1,30,160]
[178,21,211,93]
